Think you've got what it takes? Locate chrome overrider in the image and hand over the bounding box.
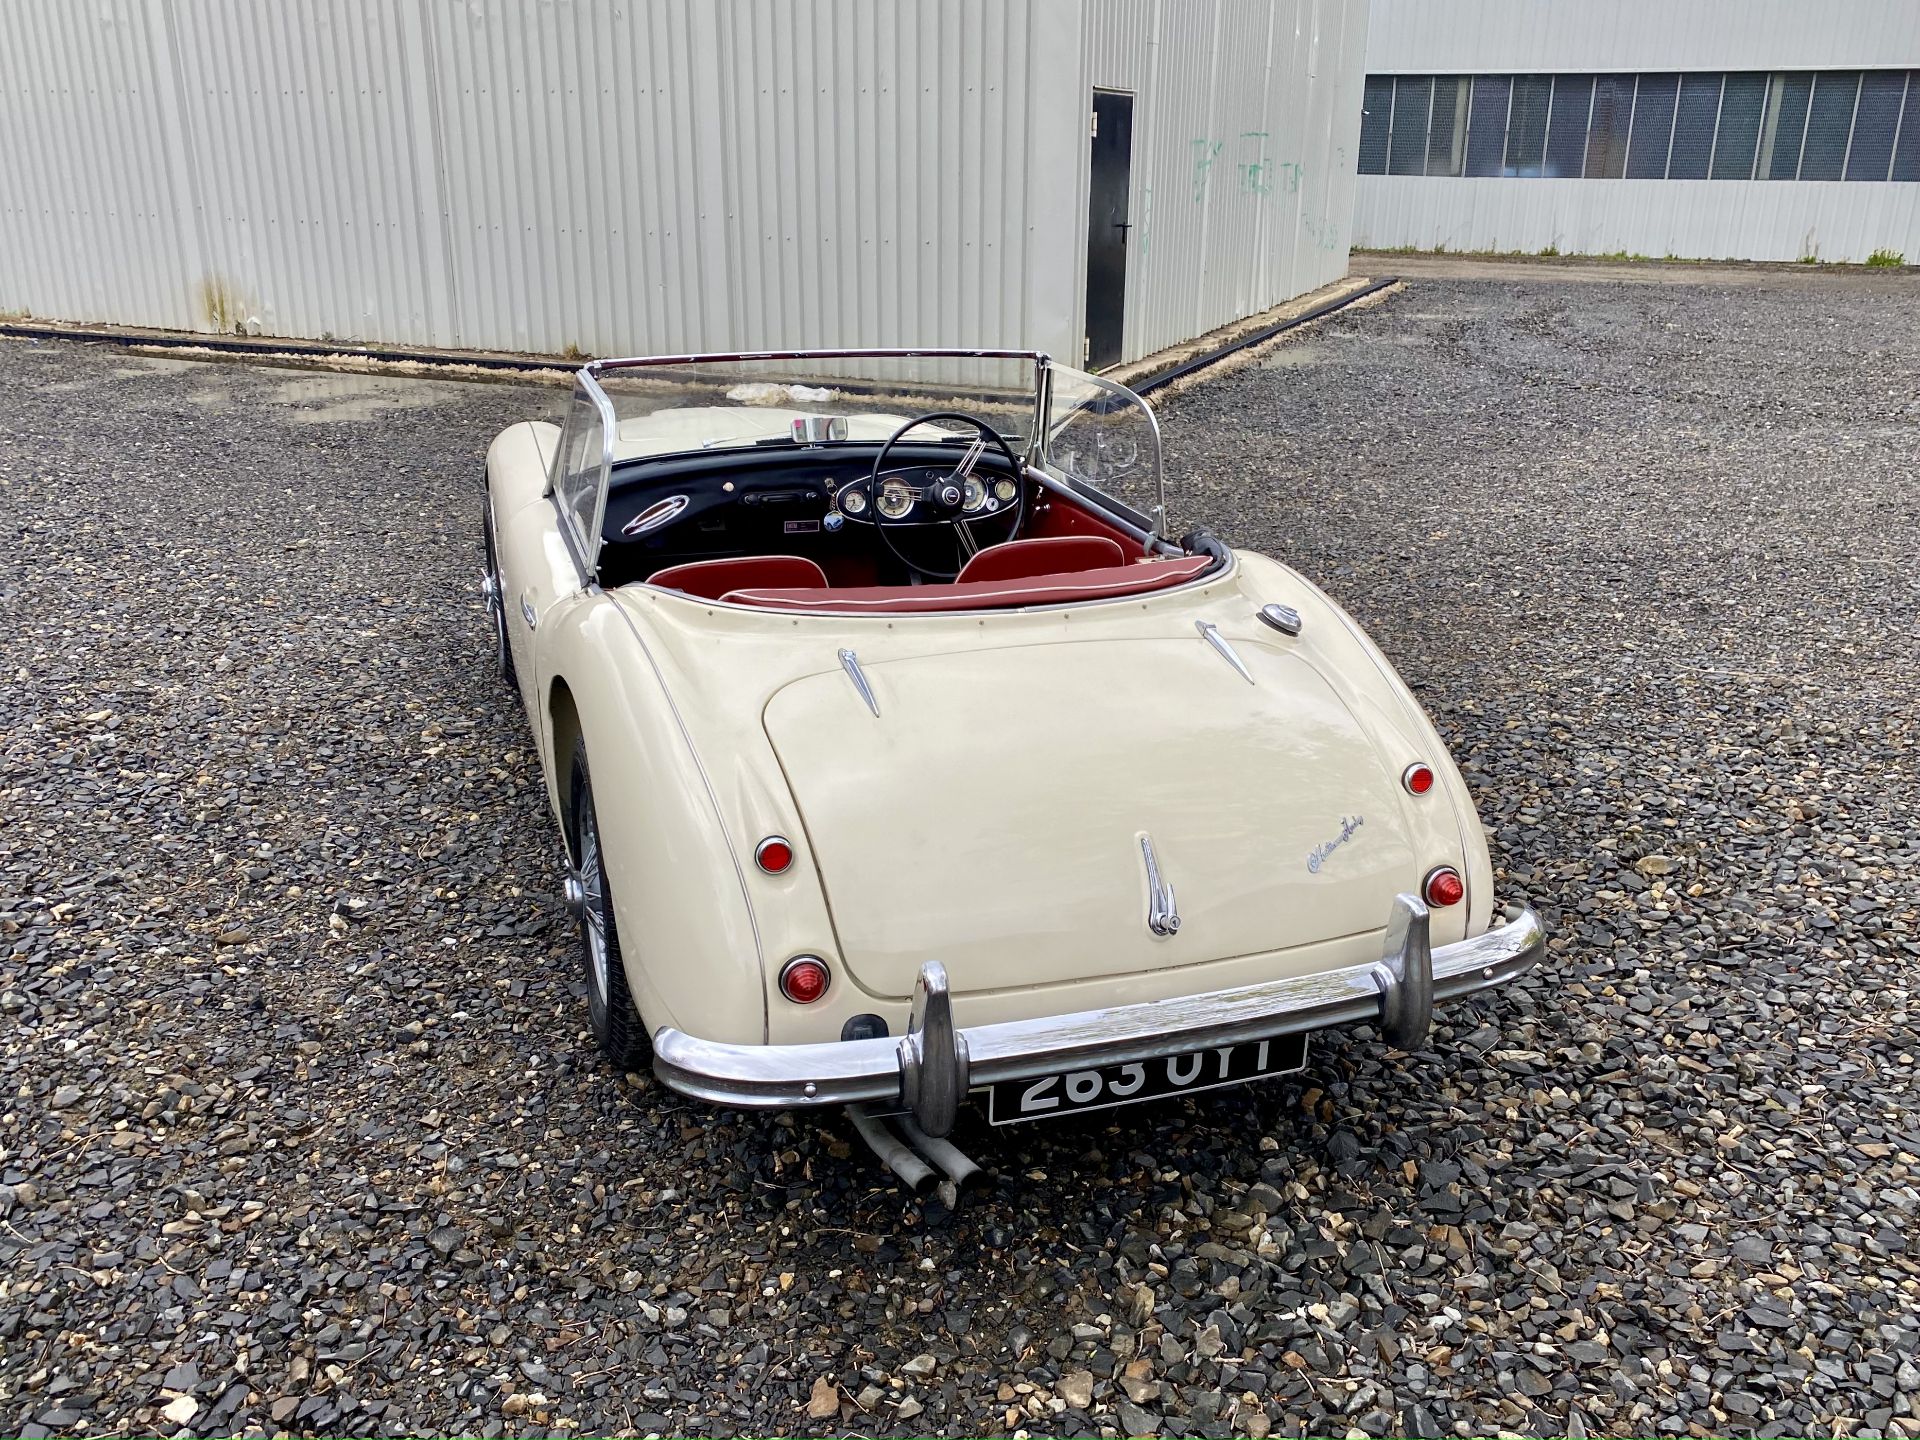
[651,897,1547,1138]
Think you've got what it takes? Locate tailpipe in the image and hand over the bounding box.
[847,1106,988,1207]
[847,1104,937,1196]
[897,1116,986,1206]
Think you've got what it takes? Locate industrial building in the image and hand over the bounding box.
[0,0,1367,370]
[1352,0,1920,262]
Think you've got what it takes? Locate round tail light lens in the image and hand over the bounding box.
[1402,762,1435,796]
[778,956,831,1004]
[1423,866,1465,908]
[755,836,793,874]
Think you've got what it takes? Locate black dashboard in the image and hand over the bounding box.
[596,442,1026,588]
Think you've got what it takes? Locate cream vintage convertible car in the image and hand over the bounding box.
[481,349,1543,1162]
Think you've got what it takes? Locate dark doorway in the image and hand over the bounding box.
[1084,90,1134,370]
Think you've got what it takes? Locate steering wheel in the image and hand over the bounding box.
[867,411,1025,582]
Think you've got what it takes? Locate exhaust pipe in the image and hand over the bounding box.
[847,1104,936,1196]
[896,1116,985,1203]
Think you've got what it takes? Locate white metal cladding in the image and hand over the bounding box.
[1081,0,1368,362]
[0,0,1360,367]
[1365,0,1920,76]
[0,0,1090,358]
[1354,175,1920,264]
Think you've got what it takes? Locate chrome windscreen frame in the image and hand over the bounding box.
[560,348,1172,577]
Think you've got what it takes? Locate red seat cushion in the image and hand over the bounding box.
[647,554,828,600]
[955,535,1127,584]
[720,555,1214,613]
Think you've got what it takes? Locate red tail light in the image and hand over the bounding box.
[778,956,831,1004]
[755,836,794,874]
[1423,866,1464,908]
[1402,762,1435,796]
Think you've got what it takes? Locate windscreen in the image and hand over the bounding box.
[1042,365,1166,537]
[589,354,1041,464]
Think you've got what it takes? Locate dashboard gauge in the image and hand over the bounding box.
[877,480,914,520]
[961,476,988,512]
[993,478,1017,503]
[839,486,868,516]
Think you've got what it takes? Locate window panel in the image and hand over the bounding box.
[1713,72,1767,179]
[1799,72,1859,180]
[1846,71,1905,180]
[1544,75,1594,177]
[1894,72,1920,181]
[1668,74,1722,179]
[1464,76,1512,177]
[1627,73,1679,178]
[1427,76,1470,176]
[1503,75,1551,176]
[1358,75,1391,174]
[1585,75,1635,179]
[1758,72,1813,180]
[1389,76,1434,175]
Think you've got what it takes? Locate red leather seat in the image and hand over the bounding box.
[720,555,1214,613]
[647,555,828,599]
[955,535,1126,584]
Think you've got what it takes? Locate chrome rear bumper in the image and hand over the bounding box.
[651,897,1545,1137]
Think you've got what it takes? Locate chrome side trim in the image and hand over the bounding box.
[838,647,880,716]
[650,903,1547,1132]
[1196,620,1256,684]
[1140,835,1181,937]
[519,596,538,629]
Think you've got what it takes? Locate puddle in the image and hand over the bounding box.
[264,373,461,424]
[1260,342,1327,369]
[113,356,203,377]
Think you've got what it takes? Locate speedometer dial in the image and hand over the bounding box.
[877,480,913,520]
[961,477,988,512]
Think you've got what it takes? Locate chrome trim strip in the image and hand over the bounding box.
[590,347,1048,372]
[838,647,880,716]
[650,903,1546,1131]
[1140,835,1181,937]
[1196,619,1256,684]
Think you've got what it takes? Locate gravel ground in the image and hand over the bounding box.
[4,266,1918,1439]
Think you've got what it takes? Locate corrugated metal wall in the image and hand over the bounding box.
[1354,0,1920,263]
[1082,0,1368,362]
[0,0,1363,366]
[0,0,1089,358]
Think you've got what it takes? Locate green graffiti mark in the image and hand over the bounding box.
[1190,139,1225,203]
[1190,134,1307,201]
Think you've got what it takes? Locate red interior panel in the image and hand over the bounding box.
[955,535,1126,584]
[649,554,828,599]
[1025,493,1143,552]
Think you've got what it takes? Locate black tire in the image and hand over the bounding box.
[569,739,652,1072]
[482,501,517,687]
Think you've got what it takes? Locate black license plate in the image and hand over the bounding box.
[984,1032,1309,1125]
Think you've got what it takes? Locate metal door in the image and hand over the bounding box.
[1084,90,1134,370]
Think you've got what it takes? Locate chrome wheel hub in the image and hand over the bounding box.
[575,796,610,1008]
